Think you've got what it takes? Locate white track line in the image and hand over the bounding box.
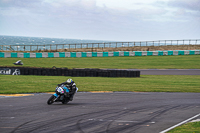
[160,113,200,133]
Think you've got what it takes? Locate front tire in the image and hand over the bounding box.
[47,95,56,105]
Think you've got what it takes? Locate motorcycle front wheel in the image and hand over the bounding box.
[47,95,56,105]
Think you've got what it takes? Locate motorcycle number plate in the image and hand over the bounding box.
[57,87,64,93]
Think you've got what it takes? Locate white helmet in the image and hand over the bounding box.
[66,79,73,84]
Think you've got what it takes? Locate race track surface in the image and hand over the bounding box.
[0,92,200,133]
[131,69,200,75]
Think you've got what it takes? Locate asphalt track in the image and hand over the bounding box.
[0,92,200,133]
[132,69,200,75]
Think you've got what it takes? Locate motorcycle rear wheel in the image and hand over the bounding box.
[62,99,69,104]
[47,95,56,105]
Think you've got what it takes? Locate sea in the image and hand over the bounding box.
[0,35,113,51]
[0,35,109,46]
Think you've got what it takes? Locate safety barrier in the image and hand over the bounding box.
[1,39,199,52]
[0,50,199,58]
[0,67,140,77]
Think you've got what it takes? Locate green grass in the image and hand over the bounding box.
[0,55,200,69]
[0,75,200,94]
[1,55,200,94]
[167,121,200,133]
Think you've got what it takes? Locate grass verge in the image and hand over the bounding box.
[167,121,200,133]
[0,75,200,94]
[0,55,200,69]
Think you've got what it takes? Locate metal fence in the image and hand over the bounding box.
[0,39,200,52]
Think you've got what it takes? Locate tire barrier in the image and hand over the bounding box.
[0,50,200,58]
[0,67,140,77]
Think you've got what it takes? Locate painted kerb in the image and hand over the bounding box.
[0,50,199,58]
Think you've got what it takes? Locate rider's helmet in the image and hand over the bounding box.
[66,78,73,85]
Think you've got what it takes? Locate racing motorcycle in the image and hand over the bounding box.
[47,84,72,105]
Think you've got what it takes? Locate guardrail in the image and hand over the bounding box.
[0,39,199,52]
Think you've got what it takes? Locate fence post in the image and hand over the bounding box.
[183,40,184,45]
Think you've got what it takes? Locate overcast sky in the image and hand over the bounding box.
[0,0,199,41]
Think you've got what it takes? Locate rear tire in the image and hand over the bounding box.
[47,95,56,105]
[62,99,69,104]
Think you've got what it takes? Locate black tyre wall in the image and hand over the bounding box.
[0,67,140,77]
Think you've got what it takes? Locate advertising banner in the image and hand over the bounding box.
[0,68,20,75]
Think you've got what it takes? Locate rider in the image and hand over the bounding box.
[58,78,77,101]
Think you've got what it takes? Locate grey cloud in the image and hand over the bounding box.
[1,0,199,41]
[0,0,166,22]
[0,0,43,8]
[168,0,200,11]
[167,0,200,21]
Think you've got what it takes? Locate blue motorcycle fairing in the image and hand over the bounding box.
[53,93,58,98]
[63,86,69,92]
[54,86,69,98]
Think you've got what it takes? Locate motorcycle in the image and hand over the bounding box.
[47,84,77,105]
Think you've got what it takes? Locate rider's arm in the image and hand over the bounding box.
[62,81,68,85]
[58,81,67,86]
[57,82,65,86]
